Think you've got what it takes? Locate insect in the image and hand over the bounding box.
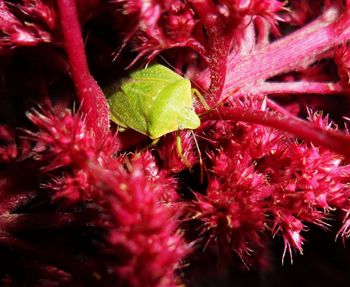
[106,64,207,171]
[107,64,201,140]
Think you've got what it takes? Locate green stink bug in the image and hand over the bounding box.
[107,64,201,140]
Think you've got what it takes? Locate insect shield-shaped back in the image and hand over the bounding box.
[107,64,201,139]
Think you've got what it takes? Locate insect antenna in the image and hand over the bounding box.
[190,130,204,184]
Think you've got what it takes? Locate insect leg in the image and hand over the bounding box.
[176,131,193,170]
[191,88,210,111]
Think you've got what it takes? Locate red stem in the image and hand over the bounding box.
[250,81,348,96]
[57,0,109,140]
[203,107,350,157]
[190,0,230,107]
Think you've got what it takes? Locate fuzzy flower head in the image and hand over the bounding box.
[188,120,273,261]
[114,0,197,64]
[0,0,57,53]
[108,155,188,287]
[26,108,99,171]
[26,107,118,202]
[134,151,180,204]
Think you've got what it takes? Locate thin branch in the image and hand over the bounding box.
[202,107,350,157]
[57,0,110,140]
[249,81,348,96]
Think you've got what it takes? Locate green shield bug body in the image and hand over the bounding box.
[107,64,201,140]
